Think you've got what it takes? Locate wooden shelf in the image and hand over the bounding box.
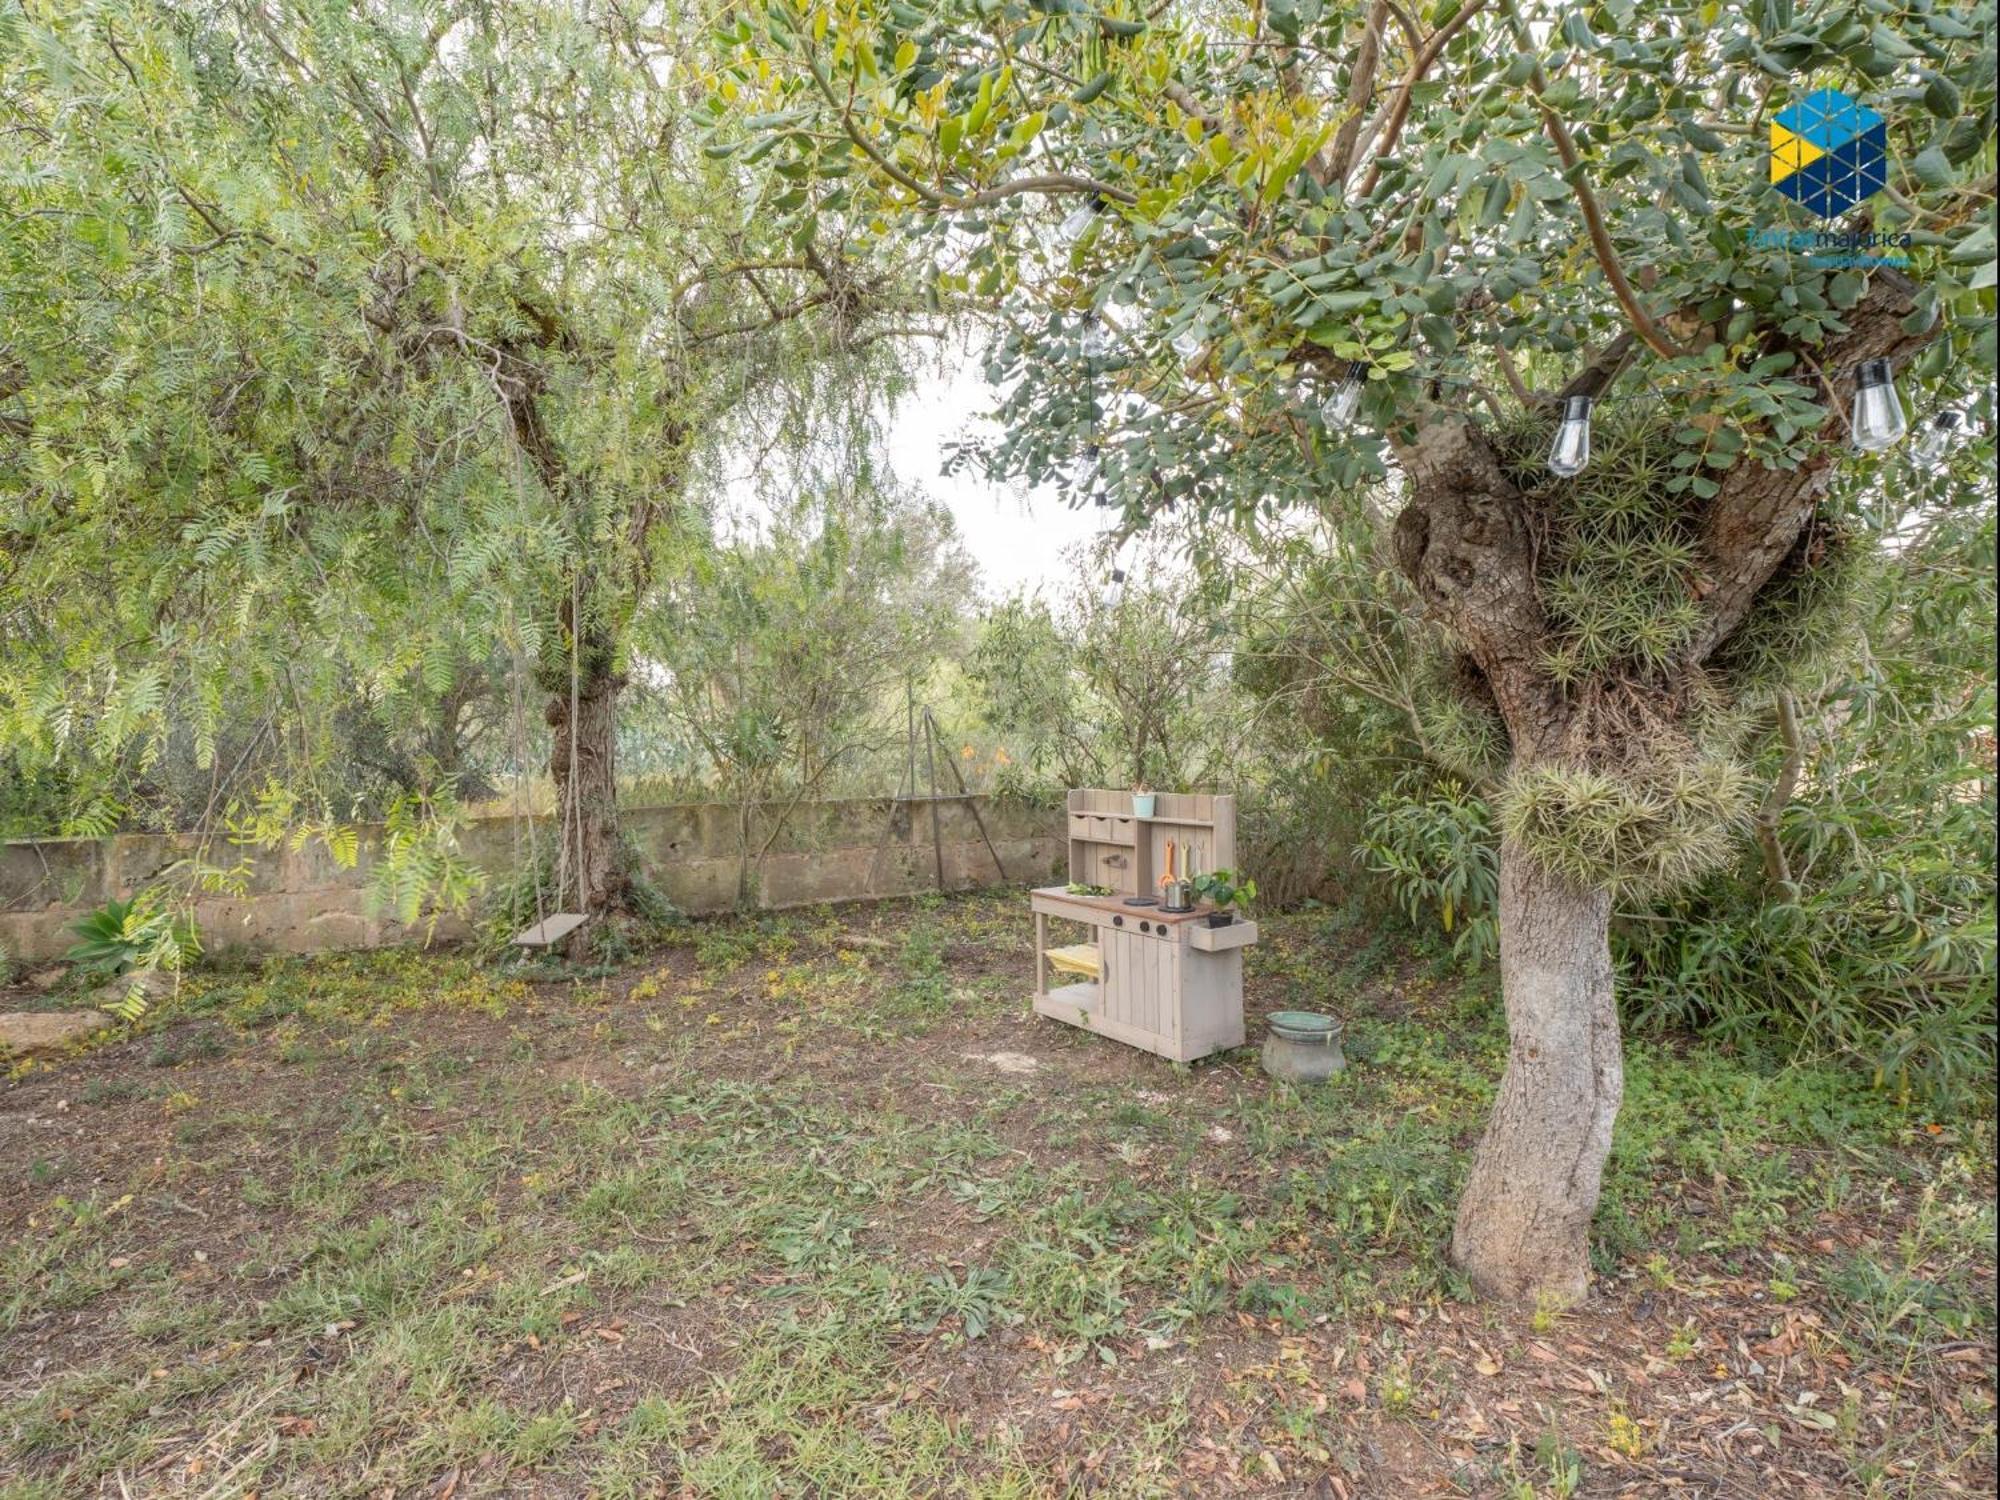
[1039,979,1099,1013]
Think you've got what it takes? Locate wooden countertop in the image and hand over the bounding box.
[1030,886,1215,925]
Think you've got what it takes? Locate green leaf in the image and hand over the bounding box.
[1679,118,1725,153]
[1922,73,1962,118]
[1910,145,1954,191]
[1072,71,1113,105]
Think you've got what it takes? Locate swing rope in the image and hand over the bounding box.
[508,570,590,948]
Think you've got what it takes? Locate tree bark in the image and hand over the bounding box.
[1450,838,1621,1304]
[545,643,626,916]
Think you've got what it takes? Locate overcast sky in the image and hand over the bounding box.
[878,348,1109,599]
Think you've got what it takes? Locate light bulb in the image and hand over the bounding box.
[1057,201,1098,246]
[1081,321,1112,360]
[1323,361,1366,430]
[1548,395,1593,478]
[1172,326,1204,361]
[1849,358,1906,452]
[1912,409,1961,465]
[1070,443,1101,496]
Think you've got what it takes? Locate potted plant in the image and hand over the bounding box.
[1192,868,1255,927]
[1131,781,1156,819]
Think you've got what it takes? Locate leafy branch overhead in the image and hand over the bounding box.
[719,0,1991,508]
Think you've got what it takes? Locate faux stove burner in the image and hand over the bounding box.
[1122,896,1160,907]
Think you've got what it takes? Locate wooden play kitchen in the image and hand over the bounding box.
[1030,789,1258,1062]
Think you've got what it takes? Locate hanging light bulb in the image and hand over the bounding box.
[1056,199,1099,246]
[1171,325,1204,362]
[1547,395,1593,478]
[1849,358,1907,452]
[1081,320,1112,360]
[1911,409,1961,466]
[1069,441,1101,498]
[1322,361,1366,430]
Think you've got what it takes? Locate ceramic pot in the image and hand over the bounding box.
[1260,1011,1346,1084]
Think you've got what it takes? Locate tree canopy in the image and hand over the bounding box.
[2,0,927,908]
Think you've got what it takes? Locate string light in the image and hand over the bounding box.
[1069,440,1104,500]
[1094,314,1953,498]
[1849,358,1907,452]
[1057,199,1101,247]
[1322,361,1366,430]
[1912,409,1961,465]
[1548,395,1593,477]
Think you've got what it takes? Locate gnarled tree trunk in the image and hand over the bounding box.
[1379,274,1931,1303]
[1450,839,1620,1302]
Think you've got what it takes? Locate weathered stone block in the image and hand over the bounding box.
[0,1009,113,1058]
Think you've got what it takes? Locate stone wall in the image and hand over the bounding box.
[0,796,1064,961]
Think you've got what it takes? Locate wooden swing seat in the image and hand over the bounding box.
[512,912,591,948]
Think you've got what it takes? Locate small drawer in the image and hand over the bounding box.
[1068,813,1094,842]
[1088,815,1113,842]
[1108,816,1135,844]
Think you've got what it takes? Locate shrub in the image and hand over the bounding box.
[64,894,197,1019]
[1356,775,1500,971]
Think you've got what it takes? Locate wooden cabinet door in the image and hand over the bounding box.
[1100,926,1178,1050]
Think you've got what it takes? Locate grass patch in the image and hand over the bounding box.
[2,891,1992,1495]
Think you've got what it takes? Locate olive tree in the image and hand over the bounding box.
[724,0,1995,1299]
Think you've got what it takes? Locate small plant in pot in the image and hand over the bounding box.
[1192,869,1255,927]
[1131,781,1156,819]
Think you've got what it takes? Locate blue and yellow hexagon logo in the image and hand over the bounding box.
[1771,89,1887,218]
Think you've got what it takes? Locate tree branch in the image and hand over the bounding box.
[1326,0,1390,184]
[1494,0,1685,361]
[1751,690,1802,898]
[1687,270,1932,664]
[1356,0,1490,200]
[807,55,1134,210]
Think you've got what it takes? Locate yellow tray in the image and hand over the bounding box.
[1044,943,1102,979]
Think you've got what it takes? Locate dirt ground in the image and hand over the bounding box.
[2,891,1993,1497]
